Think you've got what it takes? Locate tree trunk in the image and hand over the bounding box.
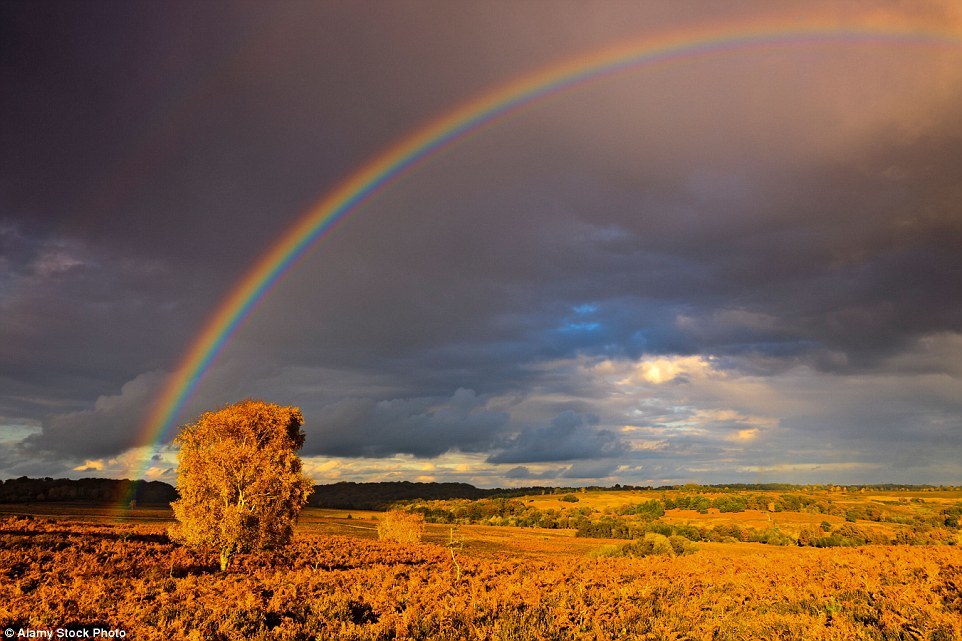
[220,548,231,572]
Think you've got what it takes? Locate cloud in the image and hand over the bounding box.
[596,354,717,386]
[501,461,619,482]
[306,388,509,458]
[0,224,215,424]
[73,459,104,472]
[31,245,85,277]
[561,461,620,479]
[881,332,962,378]
[501,344,962,483]
[504,465,558,481]
[488,411,628,464]
[23,371,167,459]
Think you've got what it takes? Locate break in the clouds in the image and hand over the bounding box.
[2,1,962,486]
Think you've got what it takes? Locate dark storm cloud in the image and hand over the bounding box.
[2,1,962,482]
[22,371,166,458]
[0,446,74,479]
[0,222,215,420]
[487,411,628,464]
[306,388,508,459]
[502,462,619,481]
[504,466,542,480]
[561,461,621,480]
[708,132,962,368]
[248,94,962,385]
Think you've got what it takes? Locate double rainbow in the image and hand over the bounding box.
[130,16,961,482]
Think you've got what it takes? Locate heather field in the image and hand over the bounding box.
[2,489,962,640]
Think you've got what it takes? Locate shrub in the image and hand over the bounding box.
[377,510,425,544]
[597,533,681,558]
[668,535,698,556]
[618,499,665,518]
[758,527,795,546]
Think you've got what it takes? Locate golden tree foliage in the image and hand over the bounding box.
[169,400,313,570]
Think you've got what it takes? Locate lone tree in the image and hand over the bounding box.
[169,399,313,571]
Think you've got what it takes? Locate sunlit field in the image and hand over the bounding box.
[2,488,961,640]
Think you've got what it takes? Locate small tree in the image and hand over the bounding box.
[377,510,425,544]
[169,400,313,571]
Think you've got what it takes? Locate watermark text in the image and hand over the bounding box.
[4,628,126,639]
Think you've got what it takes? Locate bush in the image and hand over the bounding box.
[709,524,744,542]
[668,535,698,556]
[377,510,425,544]
[713,496,748,513]
[758,527,794,546]
[618,499,665,518]
[596,533,683,558]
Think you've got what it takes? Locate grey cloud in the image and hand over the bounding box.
[504,466,558,480]
[0,447,75,479]
[487,411,628,464]
[23,370,167,459]
[0,224,219,422]
[502,462,618,481]
[306,388,508,458]
[561,461,620,479]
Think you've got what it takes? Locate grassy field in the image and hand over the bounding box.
[2,489,961,639]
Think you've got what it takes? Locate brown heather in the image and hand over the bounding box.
[1,515,960,640]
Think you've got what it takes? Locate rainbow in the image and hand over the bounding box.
[129,16,961,483]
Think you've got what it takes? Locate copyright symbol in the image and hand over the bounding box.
[4,628,14,638]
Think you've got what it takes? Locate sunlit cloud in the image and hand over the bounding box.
[73,459,104,472]
[728,428,759,443]
[592,354,717,386]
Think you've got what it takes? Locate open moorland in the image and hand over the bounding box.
[2,487,961,640]
[400,486,962,548]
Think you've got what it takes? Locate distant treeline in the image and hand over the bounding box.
[2,477,957,509]
[0,478,553,510]
[307,481,558,510]
[600,483,959,492]
[0,476,177,505]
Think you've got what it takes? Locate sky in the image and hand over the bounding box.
[2,1,962,487]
